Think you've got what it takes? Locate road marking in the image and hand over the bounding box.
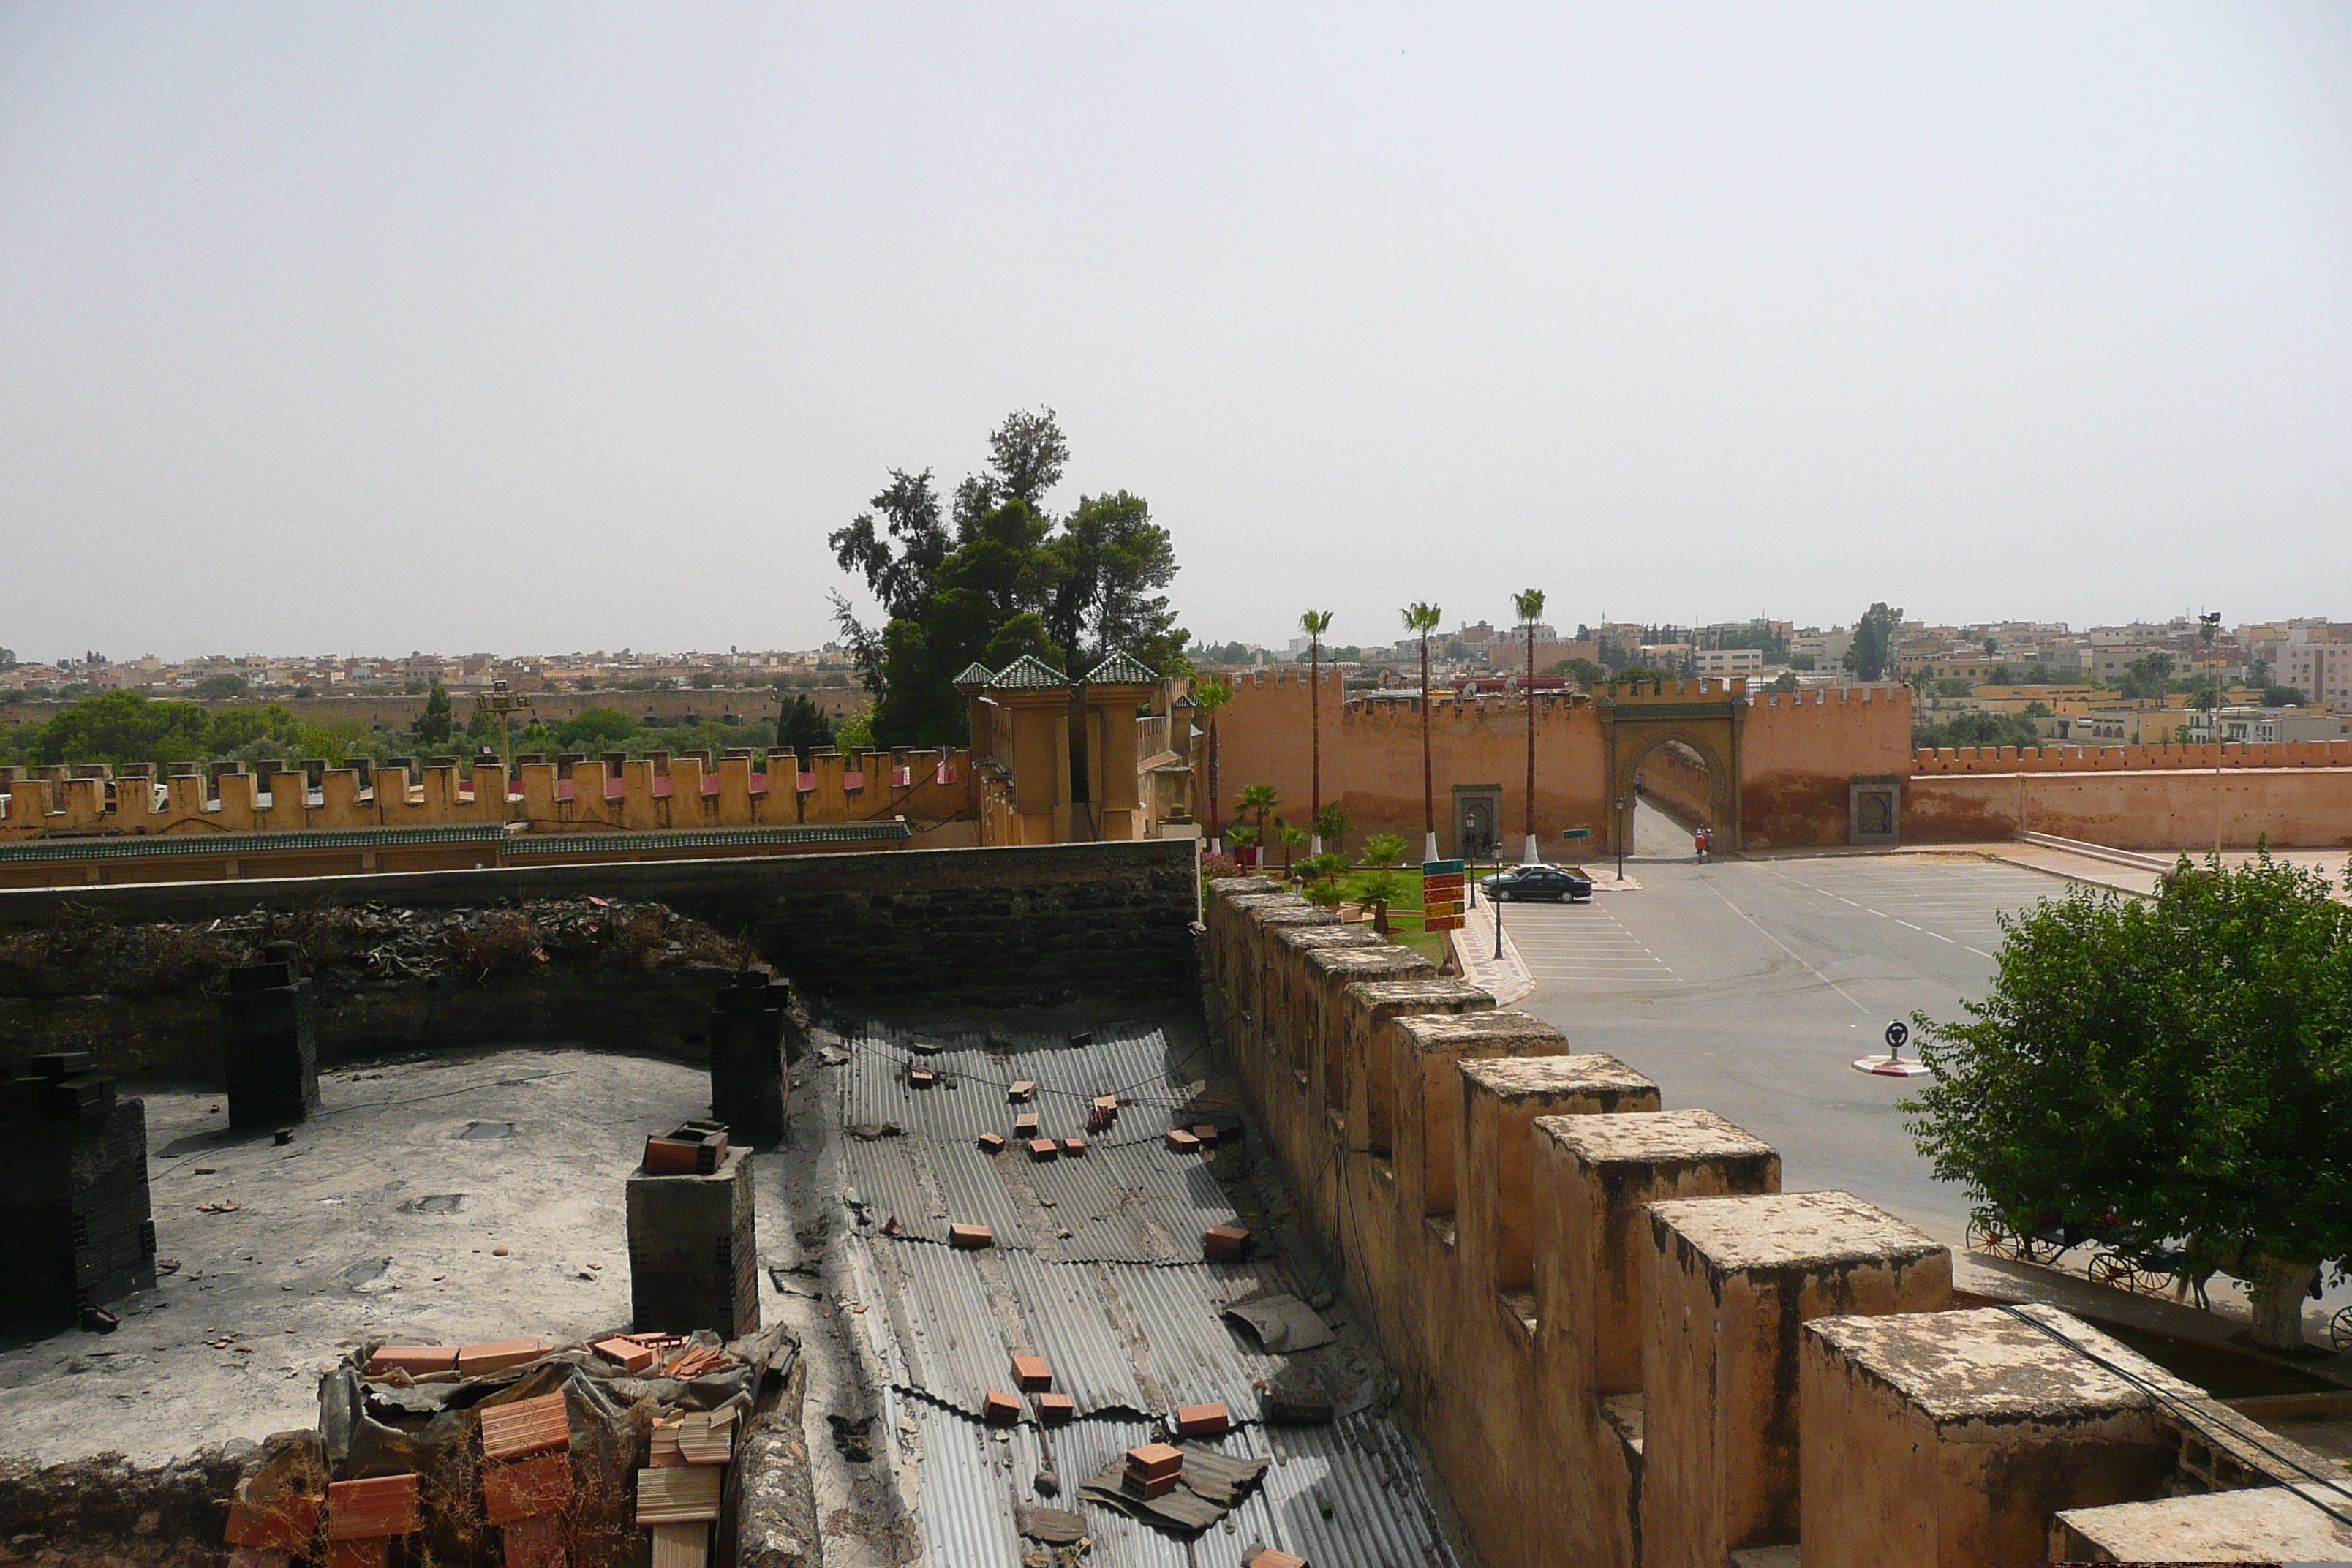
[1894,919,1921,930]
[1699,879,1870,1016]
[1967,947,1994,960]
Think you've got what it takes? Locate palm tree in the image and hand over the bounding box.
[1401,602,1442,862]
[1193,677,1231,848]
[1277,821,1308,879]
[1361,832,1406,869]
[1237,783,1280,867]
[1357,870,1407,938]
[1299,609,1333,852]
[1512,587,1546,865]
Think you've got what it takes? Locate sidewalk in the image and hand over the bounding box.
[1450,894,1534,1007]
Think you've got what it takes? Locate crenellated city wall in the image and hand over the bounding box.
[1740,685,1915,848]
[1201,874,2341,1568]
[0,748,979,840]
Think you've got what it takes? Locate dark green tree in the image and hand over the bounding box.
[1847,602,1904,682]
[775,695,835,760]
[1904,853,2352,1348]
[556,707,638,751]
[29,690,211,767]
[829,410,1186,747]
[2265,686,2310,708]
[414,684,455,748]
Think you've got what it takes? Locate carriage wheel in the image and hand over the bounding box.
[2088,1253,2144,1292]
[1966,1218,2019,1260]
[2331,1305,2352,1354]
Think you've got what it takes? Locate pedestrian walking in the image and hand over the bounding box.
[1695,824,1711,863]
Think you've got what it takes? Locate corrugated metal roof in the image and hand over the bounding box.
[833,1015,1471,1567]
[910,1406,1468,1568]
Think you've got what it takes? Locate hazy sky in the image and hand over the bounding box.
[4,4,2348,661]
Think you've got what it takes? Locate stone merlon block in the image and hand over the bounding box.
[1801,1305,2195,1568]
[1391,1010,1567,1220]
[1344,977,1492,1158]
[1534,1109,1779,1393]
[1458,1054,1659,1305]
[2054,1483,2352,1565]
[1640,1191,1952,1568]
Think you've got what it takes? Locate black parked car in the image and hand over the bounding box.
[1479,864,1594,902]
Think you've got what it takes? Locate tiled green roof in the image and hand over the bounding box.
[0,825,506,864]
[987,655,1069,690]
[951,662,995,690]
[507,823,910,853]
[1082,650,1160,685]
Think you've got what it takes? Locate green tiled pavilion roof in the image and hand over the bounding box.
[1082,650,1160,685]
[951,662,995,690]
[987,655,1069,690]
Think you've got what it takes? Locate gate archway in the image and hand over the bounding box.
[1596,682,1745,856]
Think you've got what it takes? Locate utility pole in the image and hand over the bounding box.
[2203,611,2223,861]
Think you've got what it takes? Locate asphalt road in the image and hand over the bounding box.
[1505,802,2072,1243]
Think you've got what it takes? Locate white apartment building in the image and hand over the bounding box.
[1691,647,1765,676]
[2274,643,2352,716]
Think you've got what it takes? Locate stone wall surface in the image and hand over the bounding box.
[1738,687,1915,849]
[1906,766,2352,848]
[1196,874,2342,1568]
[0,840,1202,1007]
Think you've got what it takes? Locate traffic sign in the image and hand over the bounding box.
[1422,859,1465,877]
[1561,827,1592,840]
[1884,1021,1910,1052]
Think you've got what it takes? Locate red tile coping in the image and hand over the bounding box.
[480,1391,570,1462]
[327,1474,421,1540]
[1175,1402,1231,1437]
[484,1452,572,1526]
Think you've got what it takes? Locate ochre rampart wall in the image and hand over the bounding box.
[1740,687,1915,848]
[1907,767,2352,849]
[1205,672,1610,856]
[1637,742,1713,831]
[0,749,977,841]
[1202,875,2323,1567]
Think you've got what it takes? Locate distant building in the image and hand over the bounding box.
[2184,704,2352,745]
[1691,647,1763,677]
[2274,643,2352,716]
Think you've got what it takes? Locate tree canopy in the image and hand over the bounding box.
[1904,853,2352,1346]
[1845,602,1903,682]
[829,409,1186,747]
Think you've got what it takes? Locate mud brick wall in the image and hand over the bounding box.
[0,1097,155,1323]
[627,1148,759,1339]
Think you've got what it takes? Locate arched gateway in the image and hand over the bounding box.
[1597,680,1744,854]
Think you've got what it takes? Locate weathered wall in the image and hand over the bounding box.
[1197,875,2312,1568]
[1739,687,1915,850]
[1906,767,2352,849]
[1206,672,1610,857]
[0,840,1202,1006]
[1638,742,1713,831]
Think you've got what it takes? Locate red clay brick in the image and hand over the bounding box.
[1248,1550,1308,1568]
[224,1482,318,1550]
[590,1336,657,1373]
[1175,1402,1231,1437]
[1026,1138,1058,1161]
[457,1341,548,1376]
[1191,1123,1221,1145]
[1165,1129,1201,1153]
[949,1224,994,1249]
[480,1392,570,1462]
[1034,1391,1074,1425]
[1125,1443,1183,1482]
[1010,1354,1052,1391]
[976,1132,1006,1153]
[981,1390,1021,1425]
[502,1514,568,1568]
[484,1453,572,1526]
[366,1345,458,1377]
[1060,1137,1088,1156]
[327,1474,420,1539]
[327,1539,390,1568]
[1203,1225,1254,1260]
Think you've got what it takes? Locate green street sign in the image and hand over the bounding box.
[1561,827,1593,840]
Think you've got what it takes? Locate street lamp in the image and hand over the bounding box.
[1614,797,1627,881]
[2201,611,2223,861]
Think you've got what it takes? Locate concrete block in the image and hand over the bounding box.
[1640,1191,1951,1568]
[626,1147,758,1338]
[1534,1109,1779,1393]
[0,1095,155,1324]
[220,961,320,1128]
[1801,1306,2188,1568]
[707,973,788,1143]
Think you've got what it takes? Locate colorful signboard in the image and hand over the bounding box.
[1423,859,1466,932]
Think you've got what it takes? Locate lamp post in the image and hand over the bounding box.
[1615,796,1627,881]
[2201,611,2223,861]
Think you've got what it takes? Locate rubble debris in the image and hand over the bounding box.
[1221,1294,1335,1353]
[1017,1504,1088,1545]
[1079,1444,1271,1534]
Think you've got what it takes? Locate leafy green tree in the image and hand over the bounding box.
[1770,671,1800,692]
[1848,602,1904,682]
[829,409,1186,747]
[1787,654,1817,671]
[1312,802,1352,853]
[1302,879,1346,911]
[834,713,876,750]
[2118,652,2177,700]
[1194,677,1231,844]
[1905,853,2352,1348]
[415,684,455,748]
[1237,784,1280,857]
[1914,712,2042,751]
[1548,657,1610,688]
[1357,870,1408,938]
[557,707,638,751]
[29,690,211,766]
[194,674,249,699]
[2265,686,2310,708]
[1616,664,1673,685]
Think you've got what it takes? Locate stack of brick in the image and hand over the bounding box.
[219,941,320,1128]
[637,1403,735,1567]
[0,1050,155,1325]
[480,1391,573,1568]
[627,1139,759,1338]
[706,970,788,1143]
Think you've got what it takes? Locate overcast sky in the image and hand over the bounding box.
[4,4,2348,662]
